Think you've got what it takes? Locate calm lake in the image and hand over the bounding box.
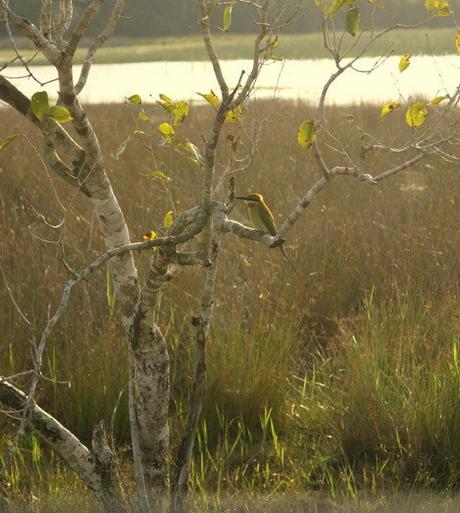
[4,55,460,105]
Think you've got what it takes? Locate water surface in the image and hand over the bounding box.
[3,56,460,105]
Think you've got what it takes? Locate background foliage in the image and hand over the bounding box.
[1,0,458,41]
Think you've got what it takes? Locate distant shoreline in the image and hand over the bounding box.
[0,28,458,66]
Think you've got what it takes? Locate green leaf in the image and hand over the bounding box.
[172,101,189,126]
[128,94,142,105]
[297,120,316,151]
[143,230,158,241]
[266,35,281,61]
[197,90,220,108]
[380,101,401,120]
[181,140,204,166]
[406,101,428,127]
[157,95,188,125]
[424,0,452,16]
[329,0,352,17]
[399,54,410,72]
[48,106,73,123]
[0,133,21,153]
[158,122,175,145]
[157,93,175,113]
[149,170,172,182]
[225,105,243,123]
[163,210,174,230]
[138,109,150,122]
[430,95,449,105]
[346,7,360,37]
[31,91,50,121]
[159,93,173,104]
[223,5,233,31]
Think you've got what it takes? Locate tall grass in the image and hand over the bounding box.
[1,100,460,506]
[290,289,460,494]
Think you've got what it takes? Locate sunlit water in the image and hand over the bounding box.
[3,56,460,105]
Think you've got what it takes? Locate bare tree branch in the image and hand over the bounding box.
[198,0,229,99]
[67,0,103,56]
[75,0,126,94]
[0,1,60,64]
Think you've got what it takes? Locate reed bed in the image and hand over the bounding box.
[1,99,460,508]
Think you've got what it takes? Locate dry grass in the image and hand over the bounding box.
[5,491,460,513]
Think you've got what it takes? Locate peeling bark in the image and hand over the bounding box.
[129,252,172,512]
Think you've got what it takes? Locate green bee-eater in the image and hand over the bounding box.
[234,193,289,260]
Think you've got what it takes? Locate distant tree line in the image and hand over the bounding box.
[1,0,457,42]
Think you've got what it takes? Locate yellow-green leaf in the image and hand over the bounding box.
[223,5,233,31]
[149,170,172,182]
[456,33,460,53]
[297,120,316,151]
[157,95,188,125]
[158,122,175,144]
[431,95,448,105]
[0,133,21,153]
[163,210,174,230]
[128,94,142,105]
[48,105,73,123]
[225,105,242,123]
[159,93,174,104]
[172,101,189,125]
[31,91,50,121]
[399,54,410,72]
[424,0,452,16]
[345,114,355,123]
[182,140,203,166]
[138,109,150,122]
[329,0,352,16]
[405,101,428,128]
[197,90,220,108]
[143,230,158,241]
[157,93,175,113]
[380,101,401,120]
[346,7,360,37]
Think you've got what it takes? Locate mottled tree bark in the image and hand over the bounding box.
[0,381,129,513]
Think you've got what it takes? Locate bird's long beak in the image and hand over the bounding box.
[234,196,258,202]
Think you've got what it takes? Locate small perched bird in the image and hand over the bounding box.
[234,192,289,260]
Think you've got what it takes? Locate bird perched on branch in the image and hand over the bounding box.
[234,192,289,260]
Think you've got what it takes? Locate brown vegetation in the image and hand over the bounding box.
[1,99,460,507]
